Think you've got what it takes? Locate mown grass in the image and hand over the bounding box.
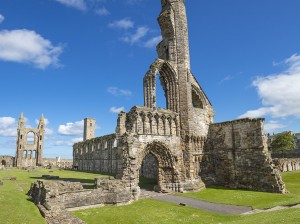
[1,168,300,224]
[178,171,300,209]
[74,171,300,224]
[74,199,300,224]
[0,168,110,224]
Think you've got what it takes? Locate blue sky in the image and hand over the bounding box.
[0,0,300,158]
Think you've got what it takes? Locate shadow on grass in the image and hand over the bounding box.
[139,177,157,191]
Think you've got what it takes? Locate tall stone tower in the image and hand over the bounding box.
[144,0,214,137]
[16,113,44,167]
[83,118,96,141]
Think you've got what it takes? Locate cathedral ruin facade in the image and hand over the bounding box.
[73,0,286,194]
[15,113,45,167]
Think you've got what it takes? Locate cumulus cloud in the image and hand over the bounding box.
[54,137,83,146]
[95,7,110,16]
[239,54,300,119]
[122,26,149,45]
[107,87,132,96]
[264,120,286,134]
[0,29,63,69]
[54,0,87,11]
[109,18,134,30]
[110,106,125,113]
[144,35,162,48]
[58,120,84,136]
[0,14,4,24]
[0,117,17,137]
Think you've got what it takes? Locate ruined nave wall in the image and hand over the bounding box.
[73,134,119,174]
[202,118,286,193]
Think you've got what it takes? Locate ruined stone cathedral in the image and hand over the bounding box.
[73,0,286,194]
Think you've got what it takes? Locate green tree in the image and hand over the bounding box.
[271,132,296,153]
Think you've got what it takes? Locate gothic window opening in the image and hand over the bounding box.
[27,132,35,145]
[192,88,204,109]
[156,73,167,109]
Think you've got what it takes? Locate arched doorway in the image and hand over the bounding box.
[1,160,6,166]
[139,153,159,190]
[137,142,179,192]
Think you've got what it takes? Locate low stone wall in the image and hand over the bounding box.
[28,179,139,224]
[43,157,73,169]
[202,118,286,193]
[0,156,15,167]
[273,158,300,172]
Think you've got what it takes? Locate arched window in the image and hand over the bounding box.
[27,132,35,144]
[156,73,167,109]
[113,139,118,148]
[192,88,204,109]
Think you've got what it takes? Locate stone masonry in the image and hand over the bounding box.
[16,112,45,167]
[73,0,286,194]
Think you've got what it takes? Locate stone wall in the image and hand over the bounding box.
[0,156,15,167]
[202,118,286,193]
[43,157,73,169]
[273,158,300,172]
[73,134,119,173]
[28,179,138,224]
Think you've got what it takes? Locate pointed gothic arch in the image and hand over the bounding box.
[143,59,179,112]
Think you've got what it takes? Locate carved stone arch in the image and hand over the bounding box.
[144,59,178,112]
[136,141,178,189]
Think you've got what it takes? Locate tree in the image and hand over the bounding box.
[270,132,296,153]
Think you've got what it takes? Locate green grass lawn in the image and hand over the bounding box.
[1,168,300,224]
[0,168,110,224]
[178,171,300,209]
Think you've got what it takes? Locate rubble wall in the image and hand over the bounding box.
[203,118,286,193]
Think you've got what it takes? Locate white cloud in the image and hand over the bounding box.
[0,14,4,24]
[54,137,83,146]
[107,87,132,96]
[0,29,63,69]
[239,54,300,119]
[58,120,84,136]
[54,0,87,11]
[144,35,162,48]
[109,18,134,30]
[0,117,17,137]
[110,106,125,113]
[264,120,286,134]
[219,75,234,85]
[35,118,54,136]
[95,7,110,16]
[122,26,149,45]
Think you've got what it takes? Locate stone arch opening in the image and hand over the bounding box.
[136,142,179,192]
[155,73,167,109]
[1,160,6,166]
[139,153,159,190]
[144,60,178,112]
[27,132,35,144]
[191,85,205,109]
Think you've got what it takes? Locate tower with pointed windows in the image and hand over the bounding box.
[16,113,44,167]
